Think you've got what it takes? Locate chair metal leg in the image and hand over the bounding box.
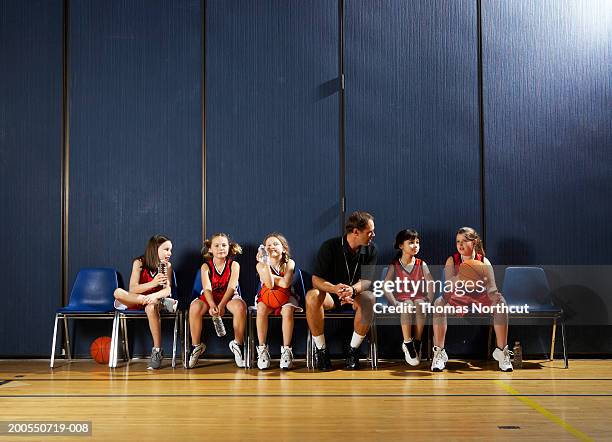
[561,319,568,369]
[550,319,557,361]
[486,325,493,359]
[63,316,71,360]
[172,313,178,368]
[427,323,433,361]
[183,314,190,368]
[306,330,313,369]
[50,314,60,368]
[246,309,254,369]
[109,312,120,368]
[370,323,378,369]
[121,316,130,362]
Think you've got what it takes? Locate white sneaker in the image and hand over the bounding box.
[402,340,420,366]
[492,345,514,372]
[188,343,205,369]
[431,346,448,372]
[280,346,294,370]
[229,340,245,368]
[257,345,271,370]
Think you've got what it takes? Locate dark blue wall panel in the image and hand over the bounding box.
[206,0,340,297]
[482,0,612,265]
[0,0,63,356]
[345,0,481,266]
[69,0,202,354]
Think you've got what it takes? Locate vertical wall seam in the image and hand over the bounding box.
[61,0,70,305]
[476,0,486,244]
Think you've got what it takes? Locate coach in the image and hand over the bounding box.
[306,211,378,370]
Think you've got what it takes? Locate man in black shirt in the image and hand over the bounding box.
[307,211,378,370]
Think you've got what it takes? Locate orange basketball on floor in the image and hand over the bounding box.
[458,259,487,281]
[90,336,112,364]
[260,286,290,309]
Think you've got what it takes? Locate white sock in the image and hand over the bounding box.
[313,334,326,350]
[350,332,365,349]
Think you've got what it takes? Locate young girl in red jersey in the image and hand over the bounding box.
[383,229,433,366]
[255,233,302,370]
[431,226,513,372]
[113,234,178,369]
[188,233,247,369]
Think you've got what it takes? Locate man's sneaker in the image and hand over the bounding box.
[148,347,163,369]
[280,346,294,370]
[431,346,448,372]
[345,346,361,370]
[257,345,271,370]
[313,346,332,371]
[402,340,420,366]
[160,298,178,314]
[188,343,205,369]
[492,345,514,372]
[229,340,245,368]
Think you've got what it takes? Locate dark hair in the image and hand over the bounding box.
[345,211,374,234]
[394,229,420,249]
[139,234,171,272]
[456,226,485,256]
[202,233,243,260]
[263,232,292,273]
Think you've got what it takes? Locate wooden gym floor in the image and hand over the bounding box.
[0,358,610,441]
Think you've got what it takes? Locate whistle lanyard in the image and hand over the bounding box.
[341,237,359,285]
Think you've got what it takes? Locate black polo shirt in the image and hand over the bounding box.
[313,236,378,285]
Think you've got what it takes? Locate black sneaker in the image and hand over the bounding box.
[345,346,361,370]
[313,347,332,371]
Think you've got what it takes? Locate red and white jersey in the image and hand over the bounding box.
[391,257,426,300]
[207,258,233,298]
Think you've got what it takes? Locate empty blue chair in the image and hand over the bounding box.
[502,266,568,368]
[109,272,180,368]
[50,268,119,368]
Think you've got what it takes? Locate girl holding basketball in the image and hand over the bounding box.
[255,233,301,370]
[430,226,513,372]
[113,234,178,370]
[187,233,247,369]
[382,229,434,367]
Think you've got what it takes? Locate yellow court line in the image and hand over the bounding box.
[494,380,593,442]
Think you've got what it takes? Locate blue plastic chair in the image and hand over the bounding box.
[109,271,180,368]
[182,269,244,368]
[50,268,119,368]
[502,266,568,368]
[246,267,307,368]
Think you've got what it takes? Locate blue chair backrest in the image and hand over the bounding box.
[502,267,552,307]
[191,268,242,301]
[67,268,118,311]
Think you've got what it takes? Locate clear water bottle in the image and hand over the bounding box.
[513,341,522,369]
[212,316,226,337]
[157,260,168,288]
[258,244,270,264]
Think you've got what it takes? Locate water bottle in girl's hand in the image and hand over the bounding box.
[257,244,270,264]
[212,316,226,337]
